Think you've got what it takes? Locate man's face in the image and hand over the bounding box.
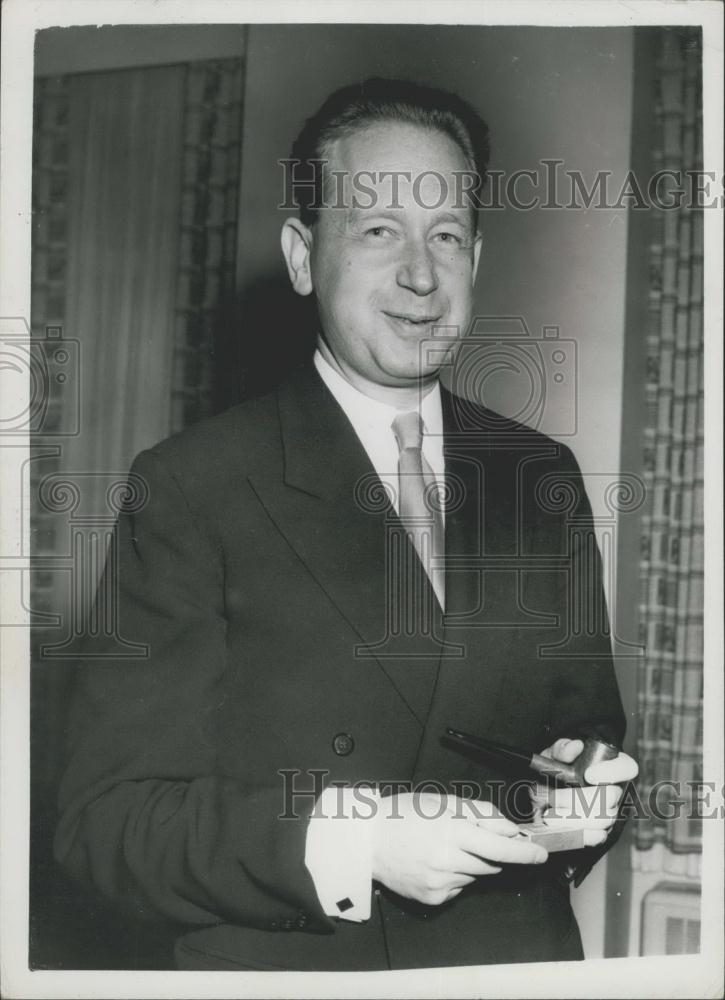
[284,121,481,392]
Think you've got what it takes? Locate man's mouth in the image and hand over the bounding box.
[383,311,442,327]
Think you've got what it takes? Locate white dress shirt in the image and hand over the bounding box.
[305,349,446,923]
[313,349,445,513]
[314,349,446,607]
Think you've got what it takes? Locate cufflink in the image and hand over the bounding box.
[336,897,353,913]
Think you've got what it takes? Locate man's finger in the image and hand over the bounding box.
[432,843,504,877]
[533,780,624,820]
[582,829,608,847]
[459,825,548,866]
[449,851,503,878]
[415,792,521,837]
[542,738,584,763]
[546,782,622,815]
[542,785,621,828]
[585,751,639,785]
[541,813,616,831]
[447,872,478,889]
[449,797,520,836]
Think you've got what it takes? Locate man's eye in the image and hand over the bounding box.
[434,232,462,245]
[365,226,392,239]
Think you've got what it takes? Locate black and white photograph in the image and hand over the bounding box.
[0,2,722,997]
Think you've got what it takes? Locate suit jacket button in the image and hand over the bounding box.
[332,733,354,756]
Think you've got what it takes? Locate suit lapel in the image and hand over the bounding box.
[248,364,444,728]
[413,393,571,781]
[441,388,485,622]
[410,391,520,776]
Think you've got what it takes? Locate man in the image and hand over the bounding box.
[55,79,636,971]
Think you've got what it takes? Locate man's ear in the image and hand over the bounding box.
[472,232,483,285]
[281,217,314,296]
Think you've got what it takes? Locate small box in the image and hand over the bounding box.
[517,824,585,852]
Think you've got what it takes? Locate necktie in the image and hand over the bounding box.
[391,411,445,609]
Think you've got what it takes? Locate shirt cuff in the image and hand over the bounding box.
[304,785,380,923]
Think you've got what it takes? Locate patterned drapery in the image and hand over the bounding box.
[634,31,703,858]
[30,75,71,623]
[30,53,247,969]
[30,54,246,797]
[30,55,245,637]
[170,59,245,431]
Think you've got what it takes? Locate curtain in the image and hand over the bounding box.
[31,54,245,677]
[31,66,188,768]
[633,31,703,865]
[30,75,71,626]
[30,53,246,969]
[170,59,245,430]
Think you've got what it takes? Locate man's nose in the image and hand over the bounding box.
[396,241,439,296]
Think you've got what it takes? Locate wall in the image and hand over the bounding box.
[238,26,634,482]
[34,24,246,75]
[238,23,636,959]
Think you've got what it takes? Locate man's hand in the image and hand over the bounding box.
[370,792,548,906]
[531,738,639,847]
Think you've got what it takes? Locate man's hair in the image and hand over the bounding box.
[289,77,490,225]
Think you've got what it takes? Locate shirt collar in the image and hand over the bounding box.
[313,348,442,436]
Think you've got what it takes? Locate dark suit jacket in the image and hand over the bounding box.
[55,361,625,971]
